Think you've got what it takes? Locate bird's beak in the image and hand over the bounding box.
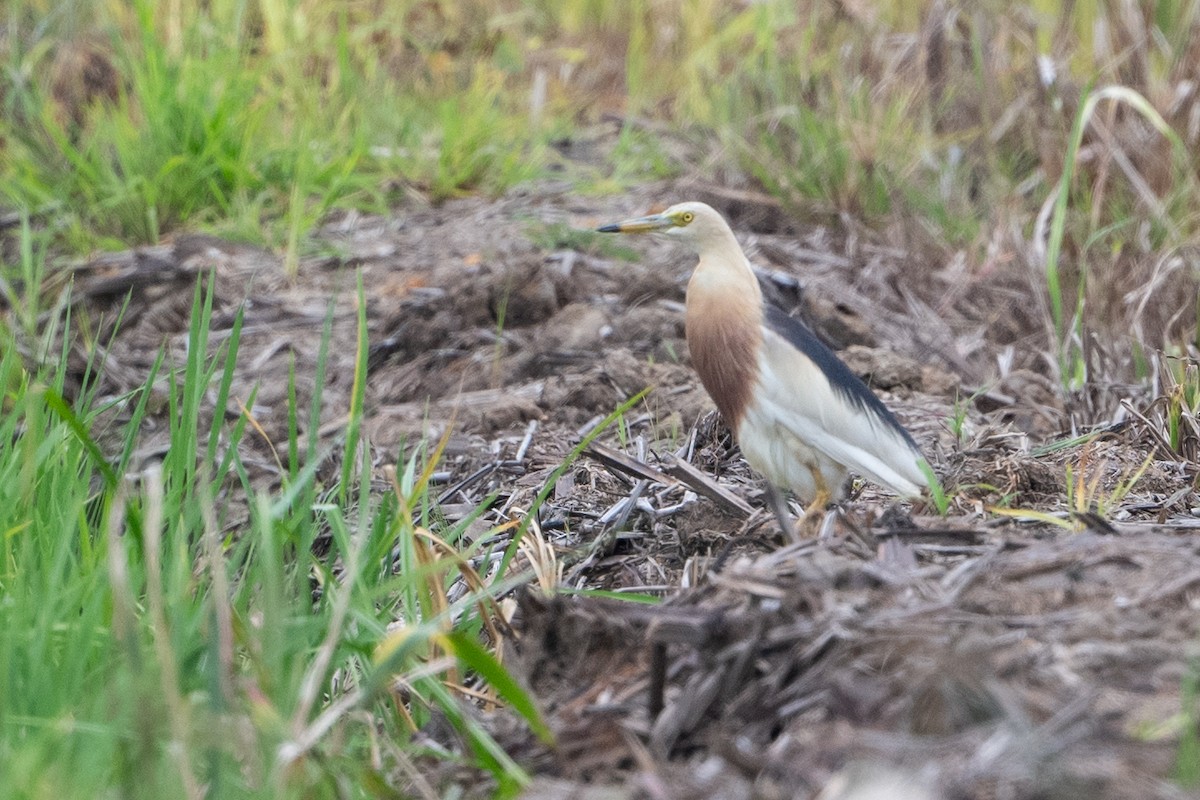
[595,213,674,234]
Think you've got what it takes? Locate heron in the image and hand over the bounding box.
[596,201,928,537]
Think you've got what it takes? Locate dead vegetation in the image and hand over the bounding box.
[515,525,1200,800]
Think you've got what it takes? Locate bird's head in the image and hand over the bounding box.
[596,201,733,253]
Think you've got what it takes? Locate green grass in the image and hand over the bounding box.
[918,460,951,517]
[1157,353,1200,459]
[1041,84,1198,391]
[1178,664,1200,788]
[0,247,549,797]
[1,0,547,263]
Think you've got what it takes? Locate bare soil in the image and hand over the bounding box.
[59,151,1200,798]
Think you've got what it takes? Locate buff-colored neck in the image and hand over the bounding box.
[686,229,761,309]
[683,232,764,428]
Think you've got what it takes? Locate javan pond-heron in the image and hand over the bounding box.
[597,201,927,536]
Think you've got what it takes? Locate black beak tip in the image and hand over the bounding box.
[596,224,620,233]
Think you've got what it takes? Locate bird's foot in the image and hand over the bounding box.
[796,489,834,539]
[796,509,826,538]
[767,486,839,543]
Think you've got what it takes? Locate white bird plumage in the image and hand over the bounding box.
[744,323,927,498]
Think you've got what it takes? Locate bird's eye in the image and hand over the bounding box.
[680,211,695,224]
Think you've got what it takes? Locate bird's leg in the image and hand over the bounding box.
[766,484,801,544]
[797,470,832,538]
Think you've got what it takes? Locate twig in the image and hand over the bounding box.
[586,440,678,486]
[660,454,754,518]
[514,419,538,463]
[436,463,497,504]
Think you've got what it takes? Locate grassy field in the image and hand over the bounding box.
[2,1,1200,797]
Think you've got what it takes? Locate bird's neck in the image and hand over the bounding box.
[687,238,762,308]
[684,239,764,429]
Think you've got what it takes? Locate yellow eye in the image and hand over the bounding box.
[680,211,695,224]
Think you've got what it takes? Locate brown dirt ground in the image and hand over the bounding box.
[52,146,1200,798]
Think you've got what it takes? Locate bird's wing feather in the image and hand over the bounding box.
[757,306,927,495]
